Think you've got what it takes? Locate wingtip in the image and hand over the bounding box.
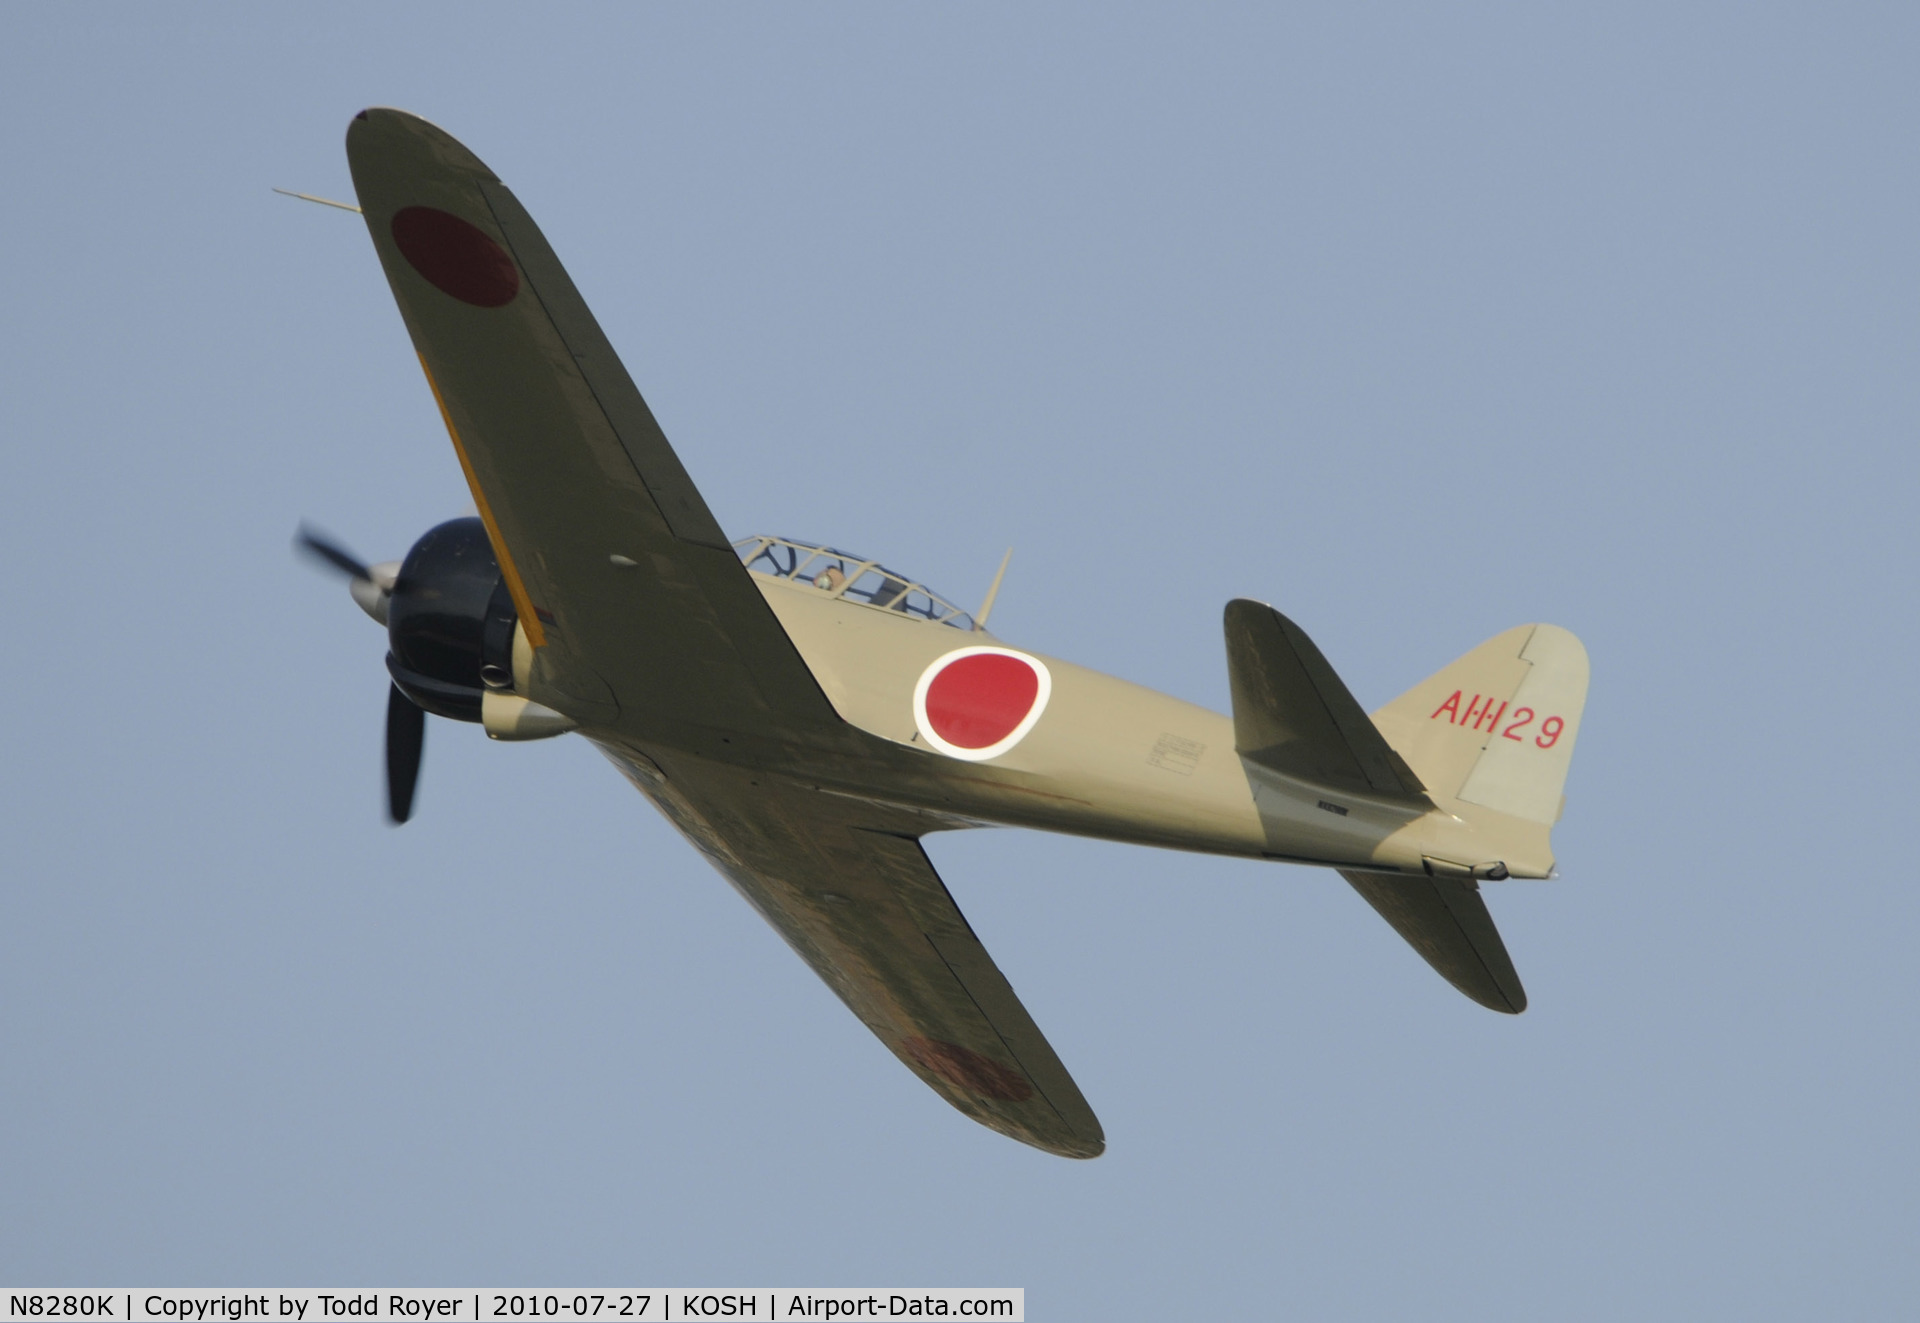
[1020,1117,1106,1160]
[1451,961,1528,1015]
[1013,1129,1104,1160]
[346,107,498,182]
[351,105,423,128]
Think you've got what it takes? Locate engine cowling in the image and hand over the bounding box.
[298,513,574,826]
[385,517,517,722]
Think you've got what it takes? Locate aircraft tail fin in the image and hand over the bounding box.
[1370,623,1589,833]
[1223,610,1585,1012]
[1338,624,1586,1013]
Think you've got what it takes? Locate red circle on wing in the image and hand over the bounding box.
[390,206,519,307]
[924,653,1039,750]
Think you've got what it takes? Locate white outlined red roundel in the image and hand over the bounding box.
[912,646,1053,762]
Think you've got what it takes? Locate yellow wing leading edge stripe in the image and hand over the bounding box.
[417,352,548,649]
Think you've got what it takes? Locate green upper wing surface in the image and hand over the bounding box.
[345,107,842,744]
[615,751,1105,1158]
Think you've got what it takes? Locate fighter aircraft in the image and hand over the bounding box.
[299,109,1589,1159]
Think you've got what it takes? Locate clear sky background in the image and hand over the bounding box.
[4,4,1916,1317]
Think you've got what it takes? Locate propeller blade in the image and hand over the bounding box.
[385,683,425,824]
[296,523,373,582]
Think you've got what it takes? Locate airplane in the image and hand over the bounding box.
[298,108,1589,1160]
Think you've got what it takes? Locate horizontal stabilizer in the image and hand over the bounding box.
[1340,869,1526,1013]
[1225,600,1428,805]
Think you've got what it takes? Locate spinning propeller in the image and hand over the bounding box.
[296,525,423,822]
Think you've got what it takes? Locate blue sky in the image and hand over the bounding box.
[4,5,1917,1317]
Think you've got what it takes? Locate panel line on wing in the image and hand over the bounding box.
[917,927,1081,1126]
[905,866,1069,1117]
[475,177,732,550]
[859,829,1101,1145]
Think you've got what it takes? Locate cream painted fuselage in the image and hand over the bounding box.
[732,573,1527,880]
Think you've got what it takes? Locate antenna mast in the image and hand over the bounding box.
[975,548,1013,631]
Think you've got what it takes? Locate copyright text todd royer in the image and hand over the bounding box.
[4,1293,1022,1323]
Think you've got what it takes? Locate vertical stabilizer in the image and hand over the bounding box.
[1370,624,1589,827]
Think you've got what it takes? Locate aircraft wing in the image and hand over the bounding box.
[345,108,845,746]
[619,753,1105,1158]
[346,109,1099,1155]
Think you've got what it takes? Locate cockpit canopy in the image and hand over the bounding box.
[734,536,977,631]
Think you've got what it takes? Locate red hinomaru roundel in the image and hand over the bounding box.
[912,646,1053,762]
[390,206,520,308]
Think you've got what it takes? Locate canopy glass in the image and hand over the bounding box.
[734,536,977,630]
